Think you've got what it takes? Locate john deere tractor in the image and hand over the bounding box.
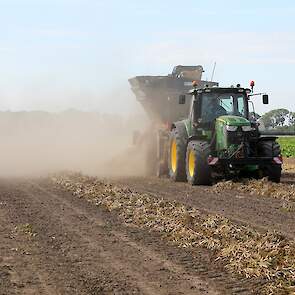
[129,65,293,184]
[168,84,283,184]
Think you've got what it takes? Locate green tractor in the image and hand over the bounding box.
[168,83,282,184]
[129,66,293,184]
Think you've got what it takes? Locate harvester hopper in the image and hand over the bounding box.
[128,65,218,124]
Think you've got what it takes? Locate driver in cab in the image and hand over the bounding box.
[203,98,227,122]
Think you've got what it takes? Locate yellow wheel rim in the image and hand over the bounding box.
[188,149,195,177]
[171,139,177,173]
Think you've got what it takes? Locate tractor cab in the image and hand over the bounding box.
[188,87,251,128]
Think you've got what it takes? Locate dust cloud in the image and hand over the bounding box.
[0,110,149,177]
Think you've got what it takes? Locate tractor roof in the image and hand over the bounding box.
[189,87,251,95]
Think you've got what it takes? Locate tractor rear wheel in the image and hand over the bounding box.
[258,140,282,183]
[186,141,212,185]
[168,128,186,181]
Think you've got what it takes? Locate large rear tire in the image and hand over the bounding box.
[258,140,282,183]
[168,127,186,181]
[186,141,212,185]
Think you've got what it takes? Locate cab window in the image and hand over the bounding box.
[237,96,246,116]
[219,96,234,113]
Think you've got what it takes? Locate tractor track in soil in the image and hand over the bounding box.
[0,178,262,295]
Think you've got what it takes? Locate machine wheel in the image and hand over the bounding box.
[258,140,282,183]
[186,141,212,185]
[168,127,186,181]
[156,130,169,177]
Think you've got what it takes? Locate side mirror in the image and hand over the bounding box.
[262,94,269,104]
[179,94,186,104]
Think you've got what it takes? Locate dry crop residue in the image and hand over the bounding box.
[284,162,295,173]
[212,178,295,201]
[52,173,295,294]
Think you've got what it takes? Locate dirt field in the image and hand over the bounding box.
[0,162,294,294]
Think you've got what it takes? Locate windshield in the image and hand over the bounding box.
[201,92,247,122]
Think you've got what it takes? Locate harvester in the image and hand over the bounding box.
[129,65,294,184]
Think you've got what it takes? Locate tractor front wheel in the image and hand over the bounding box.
[186,141,212,185]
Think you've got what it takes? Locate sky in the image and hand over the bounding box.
[0,0,294,114]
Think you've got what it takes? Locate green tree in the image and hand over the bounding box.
[261,109,290,129]
[289,112,295,126]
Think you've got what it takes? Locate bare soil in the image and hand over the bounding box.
[0,178,259,295]
[0,168,294,294]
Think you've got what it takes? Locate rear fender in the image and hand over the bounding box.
[171,122,188,146]
[258,137,278,141]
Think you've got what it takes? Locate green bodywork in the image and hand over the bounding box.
[214,115,257,171]
[183,115,251,154]
[215,115,250,152]
[181,114,257,172]
[183,114,257,169]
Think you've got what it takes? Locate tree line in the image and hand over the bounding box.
[256,109,295,131]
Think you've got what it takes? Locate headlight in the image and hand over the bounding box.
[241,125,252,132]
[226,125,238,132]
